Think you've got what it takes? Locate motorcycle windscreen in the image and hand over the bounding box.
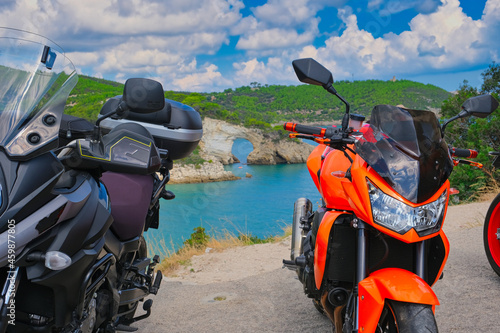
[0,28,78,159]
[356,105,453,204]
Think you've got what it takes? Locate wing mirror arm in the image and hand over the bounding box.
[441,109,469,137]
[93,100,130,141]
[324,83,351,133]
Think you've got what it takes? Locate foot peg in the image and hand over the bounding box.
[150,271,162,295]
[115,324,138,332]
[282,256,307,270]
[161,190,175,200]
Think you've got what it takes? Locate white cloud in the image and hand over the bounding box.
[251,0,319,27]
[0,0,496,93]
[228,0,500,91]
[173,64,230,92]
[233,57,294,86]
[236,25,317,50]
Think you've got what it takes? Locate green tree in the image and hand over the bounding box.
[482,62,500,95]
[440,65,500,202]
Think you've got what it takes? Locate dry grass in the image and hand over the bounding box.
[147,225,292,276]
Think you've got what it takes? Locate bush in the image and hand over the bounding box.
[183,227,210,249]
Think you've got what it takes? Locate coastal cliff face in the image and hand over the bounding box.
[169,117,315,184]
[169,161,240,184]
[200,118,314,165]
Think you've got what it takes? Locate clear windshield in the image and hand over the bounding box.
[0,28,78,160]
[355,105,453,204]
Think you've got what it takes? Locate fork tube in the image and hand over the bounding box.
[356,221,367,283]
[355,221,367,332]
[416,240,426,280]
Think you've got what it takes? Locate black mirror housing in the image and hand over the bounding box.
[123,78,165,113]
[292,58,333,87]
[461,94,499,118]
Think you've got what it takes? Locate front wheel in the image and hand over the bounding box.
[376,300,437,333]
[483,193,500,276]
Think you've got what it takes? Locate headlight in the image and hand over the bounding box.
[367,179,447,236]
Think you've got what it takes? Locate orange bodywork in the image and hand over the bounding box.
[358,268,439,333]
[313,210,351,289]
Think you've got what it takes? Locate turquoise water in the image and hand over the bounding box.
[149,139,319,252]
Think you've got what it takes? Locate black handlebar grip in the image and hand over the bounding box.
[283,122,325,136]
[452,148,478,158]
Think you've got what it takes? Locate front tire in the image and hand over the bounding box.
[376,300,438,333]
[484,193,500,276]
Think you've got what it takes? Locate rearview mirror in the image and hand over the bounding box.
[122,78,165,113]
[292,58,333,87]
[461,94,499,118]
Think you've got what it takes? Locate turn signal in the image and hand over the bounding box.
[45,251,72,270]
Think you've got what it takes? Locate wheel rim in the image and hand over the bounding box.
[486,202,500,268]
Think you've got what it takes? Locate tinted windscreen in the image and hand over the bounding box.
[356,105,453,203]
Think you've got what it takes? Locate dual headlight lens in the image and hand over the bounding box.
[368,180,447,235]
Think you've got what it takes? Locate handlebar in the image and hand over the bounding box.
[451,147,478,158]
[283,122,325,137]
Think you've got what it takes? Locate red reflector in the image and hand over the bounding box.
[450,188,460,195]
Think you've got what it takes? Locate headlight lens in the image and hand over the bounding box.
[368,180,447,235]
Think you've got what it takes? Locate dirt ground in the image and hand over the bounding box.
[136,198,500,332]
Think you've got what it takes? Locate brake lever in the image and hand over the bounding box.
[453,159,483,168]
[288,133,317,141]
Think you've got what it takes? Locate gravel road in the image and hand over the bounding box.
[136,199,500,332]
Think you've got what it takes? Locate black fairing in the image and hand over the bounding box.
[14,174,113,327]
[356,105,454,203]
[0,151,64,232]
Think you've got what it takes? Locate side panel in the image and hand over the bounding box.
[19,178,113,327]
[358,268,439,333]
[306,144,325,193]
[320,149,354,210]
[314,210,350,289]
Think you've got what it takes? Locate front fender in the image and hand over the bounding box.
[358,268,439,333]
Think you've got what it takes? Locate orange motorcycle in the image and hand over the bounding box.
[283,58,499,332]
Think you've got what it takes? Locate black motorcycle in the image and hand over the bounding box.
[0,28,202,332]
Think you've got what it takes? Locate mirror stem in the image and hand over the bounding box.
[441,110,469,137]
[93,111,115,141]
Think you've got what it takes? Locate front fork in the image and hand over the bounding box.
[351,221,428,332]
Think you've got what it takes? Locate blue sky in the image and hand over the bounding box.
[2,0,498,93]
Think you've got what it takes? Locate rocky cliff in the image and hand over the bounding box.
[200,118,314,165]
[170,118,315,184]
[169,161,240,184]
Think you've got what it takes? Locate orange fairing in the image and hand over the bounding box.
[358,268,439,333]
[319,147,356,210]
[314,210,350,289]
[306,144,325,192]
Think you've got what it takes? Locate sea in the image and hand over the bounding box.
[146,138,320,253]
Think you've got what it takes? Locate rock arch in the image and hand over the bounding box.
[199,118,314,165]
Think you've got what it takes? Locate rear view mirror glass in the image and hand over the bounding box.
[292,58,333,87]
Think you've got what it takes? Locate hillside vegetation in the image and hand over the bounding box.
[63,64,500,202]
[207,80,450,125]
[64,76,450,128]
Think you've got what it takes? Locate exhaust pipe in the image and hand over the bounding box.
[290,198,313,261]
